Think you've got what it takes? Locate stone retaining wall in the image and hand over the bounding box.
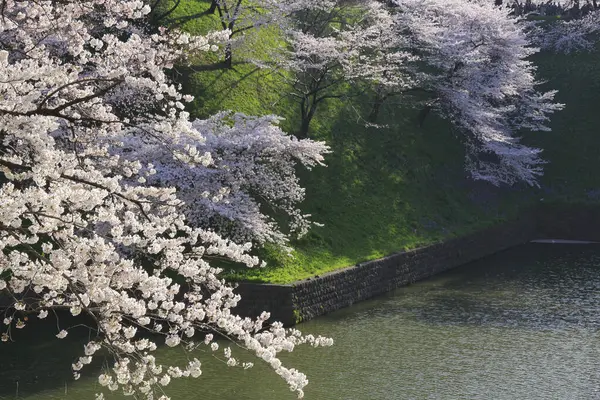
[233,211,538,326]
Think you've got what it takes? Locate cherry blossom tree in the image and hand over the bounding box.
[502,0,599,16]
[531,8,600,52]
[0,1,331,399]
[136,111,329,248]
[273,0,564,186]
[492,1,600,53]
[338,1,418,123]
[275,0,563,184]
[389,0,564,186]
[275,0,407,137]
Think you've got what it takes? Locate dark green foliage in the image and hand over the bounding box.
[525,49,600,203]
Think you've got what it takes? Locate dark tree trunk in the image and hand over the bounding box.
[208,0,217,14]
[299,116,311,138]
[298,99,317,138]
[417,105,433,128]
[224,43,233,69]
[368,86,389,123]
[368,98,383,123]
[574,0,581,17]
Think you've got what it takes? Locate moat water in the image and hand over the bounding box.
[1,243,600,399]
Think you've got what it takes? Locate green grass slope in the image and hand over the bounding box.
[226,101,531,283]
[160,1,600,283]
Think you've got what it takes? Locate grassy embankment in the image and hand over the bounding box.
[161,1,600,283]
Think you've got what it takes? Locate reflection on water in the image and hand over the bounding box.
[2,244,600,399]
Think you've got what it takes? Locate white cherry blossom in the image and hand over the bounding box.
[0,1,331,399]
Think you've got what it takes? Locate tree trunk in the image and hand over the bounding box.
[368,98,383,123]
[208,0,217,14]
[368,87,388,123]
[574,0,581,17]
[299,116,311,138]
[417,105,432,128]
[224,43,233,69]
[298,100,317,138]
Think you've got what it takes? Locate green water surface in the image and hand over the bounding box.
[2,243,600,400]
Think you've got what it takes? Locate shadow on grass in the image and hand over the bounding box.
[228,95,532,283]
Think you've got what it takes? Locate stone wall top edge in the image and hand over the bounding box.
[235,282,293,289]
[236,206,572,289]
[287,217,531,286]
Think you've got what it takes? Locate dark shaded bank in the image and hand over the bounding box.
[233,203,600,326]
